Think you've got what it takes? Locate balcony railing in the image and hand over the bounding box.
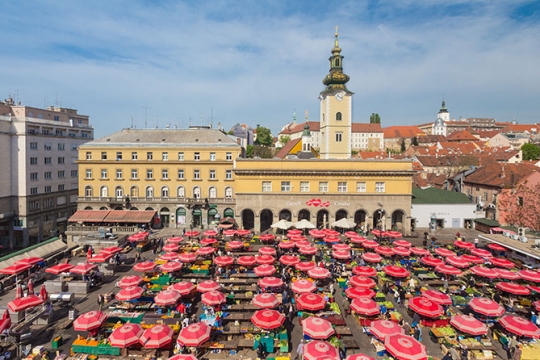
[79,197,235,204]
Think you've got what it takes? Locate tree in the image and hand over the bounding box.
[254,126,273,147]
[400,139,406,152]
[227,130,234,136]
[411,136,418,146]
[521,143,540,161]
[279,135,291,146]
[246,145,255,158]
[245,145,273,159]
[370,113,381,124]
[498,180,540,233]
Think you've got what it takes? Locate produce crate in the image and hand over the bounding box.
[52,336,63,349]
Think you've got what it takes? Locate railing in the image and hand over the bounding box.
[80,197,235,204]
[67,225,138,233]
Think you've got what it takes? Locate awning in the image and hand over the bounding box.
[0,239,66,270]
[69,210,110,223]
[69,210,156,224]
[219,217,236,225]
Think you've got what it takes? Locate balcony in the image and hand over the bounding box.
[79,197,235,204]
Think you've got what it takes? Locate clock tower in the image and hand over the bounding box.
[319,27,354,159]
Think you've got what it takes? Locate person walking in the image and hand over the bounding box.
[296,339,304,360]
[97,294,104,311]
[414,324,422,341]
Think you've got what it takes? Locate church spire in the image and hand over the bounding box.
[321,27,352,95]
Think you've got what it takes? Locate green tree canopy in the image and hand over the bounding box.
[246,145,254,158]
[254,126,273,146]
[370,113,381,124]
[412,136,418,146]
[279,135,291,146]
[400,139,406,152]
[521,143,540,161]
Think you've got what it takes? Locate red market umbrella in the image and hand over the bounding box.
[133,261,157,272]
[8,295,44,312]
[529,285,540,294]
[351,297,380,316]
[375,246,394,257]
[363,240,379,249]
[410,247,430,256]
[346,354,376,360]
[197,280,221,293]
[236,229,251,237]
[288,229,303,236]
[258,276,284,288]
[260,234,276,242]
[256,255,276,264]
[87,247,93,259]
[178,253,197,263]
[118,275,143,288]
[496,282,531,295]
[223,229,237,237]
[170,281,195,296]
[162,243,179,252]
[279,255,300,266]
[422,289,452,305]
[308,267,331,279]
[332,250,351,260]
[394,240,412,248]
[116,286,145,301]
[350,276,377,289]
[362,253,382,263]
[109,323,144,348]
[302,317,335,339]
[471,248,493,258]
[387,231,402,238]
[434,248,455,257]
[70,263,97,275]
[303,340,339,360]
[254,264,276,276]
[237,255,257,266]
[461,255,484,264]
[160,252,180,261]
[435,265,462,276]
[370,319,405,340]
[450,315,488,336]
[73,310,108,331]
[290,235,308,242]
[203,230,218,237]
[454,240,474,250]
[296,261,316,272]
[332,243,351,251]
[291,279,317,293]
[45,263,74,274]
[383,265,410,278]
[445,256,470,268]
[177,322,211,346]
[353,266,377,277]
[15,257,44,266]
[161,261,183,273]
[497,269,520,280]
[155,289,182,306]
[487,243,506,251]
[324,236,341,244]
[0,263,32,275]
[344,231,358,238]
[101,246,123,255]
[201,290,226,306]
[39,284,48,301]
[519,269,540,282]
[408,297,444,318]
[140,324,174,348]
[299,246,318,255]
[468,297,505,317]
[371,229,385,237]
[297,293,326,311]
[350,236,368,244]
[251,309,285,329]
[196,247,215,256]
[184,231,200,238]
[393,246,412,257]
[471,266,499,279]
[324,229,340,237]
[295,240,311,248]
[200,238,217,246]
[259,246,277,256]
[534,300,540,311]
[384,334,427,360]
[499,315,540,338]
[345,287,375,299]
[490,257,515,269]
[309,229,326,238]
[88,252,113,263]
[27,278,34,295]
[421,256,444,267]
[252,293,280,309]
[167,237,184,244]
[279,241,295,249]
[214,256,234,267]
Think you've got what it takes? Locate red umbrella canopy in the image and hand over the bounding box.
[528,285,540,294]
[160,261,183,273]
[256,255,276,265]
[324,229,340,237]
[45,263,74,275]
[346,354,376,360]
[308,267,331,279]
[434,248,455,257]
[410,247,430,256]
[279,255,300,266]
[350,236,368,244]
[297,293,327,311]
[140,324,174,348]
[223,229,237,237]
[101,246,123,255]
[203,229,218,237]
[168,355,197,360]
[295,240,311,248]
[422,289,452,306]
[350,276,377,289]
[296,261,316,272]
[496,269,520,280]
[252,293,280,309]
[133,261,156,272]
[345,287,376,299]
[155,289,182,306]
[495,282,531,295]
[471,248,493,258]
[461,255,484,264]
[352,266,377,277]
[332,250,351,260]
[445,256,470,268]
[73,311,108,331]
[534,300,540,312]
[435,265,462,276]
[118,275,143,288]
[393,246,412,257]
[70,263,97,275]
[302,316,335,339]
[278,241,295,249]
[363,240,379,249]
[384,334,427,360]
[160,252,180,261]
[184,231,200,237]
[258,276,284,288]
[237,255,257,266]
[259,234,276,242]
[394,240,412,248]
[370,319,405,340]
[499,315,540,338]
[162,243,179,252]
[0,263,32,275]
[408,297,444,318]
[170,281,195,296]
[309,229,326,238]
[519,269,540,282]
[303,340,339,360]
[383,265,410,278]
[236,229,251,237]
[288,229,303,236]
[291,279,317,294]
[332,243,351,251]
[88,252,113,263]
[8,295,44,312]
[324,236,341,244]
[387,231,402,238]
[468,297,505,317]
[167,237,184,244]
[227,241,244,249]
[375,246,394,257]
[450,315,488,336]
[201,291,226,306]
[351,297,380,316]
[470,266,499,279]
[196,247,215,256]
[420,256,445,267]
[251,309,285,329]
[490,257,515,269]
[344,231,358,238]
[259,247,277,256]
[178,253,197,263]
[454,240,474,250]
[200,238,218,246]
[108,323,144,348]
[197,280,221,293]
[487,243,506,251]
[254,264,276,277]
[116,286,145,301]
[362,253,382,263]
[15,257,44,266]
[177,322,211,347]
[213,256,234,267]
[299,246,318,255]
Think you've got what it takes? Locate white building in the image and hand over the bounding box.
[0,97,93,248]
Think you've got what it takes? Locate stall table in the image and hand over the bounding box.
[71,338,121,356]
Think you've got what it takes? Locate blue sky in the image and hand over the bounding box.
[1,1,539,138]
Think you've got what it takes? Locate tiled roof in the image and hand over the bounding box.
[464,163,540,188]
[274,138,301,159]
[356,150,387,159]
[383,126,425,138]
[417,135,446,144]
[351,123,383,132]
[501,123,540,133]
[446,130,478,141]
[412,187,472,204]
[279,121,320,135]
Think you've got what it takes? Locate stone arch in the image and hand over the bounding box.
[354,210,367,228]
[242,209,255,231]
[99,206,108,210]
[84,206,93,210]
[100,186,108,198]
[373,209,387,230]
[130,207,139,211]
[260,209,273,234]
[115,186,123,199]
[391,209,406,231]
[298,209,311,222]
[335,209,348,221]
[85,185,93,197]
[130,186,139,198]
[317,209,329,229]
[279,209,292,221]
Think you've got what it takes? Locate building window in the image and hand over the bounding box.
[162,152,168,161]
[161,186,169,198]
[319,182,328,192]
[101,169,107,179]
[71,170,78,177]
[44,199,54,209]
[131,169,138,179]
[58,157,65,164]
[86,151,92,160]
[178,169,184,179]
[375,182,386,193]
[209,170,216,179]
[132,152,138,160]
[44,143,52,150]
[30,157,38,165]
[210,152,216,161]
[130,186,138,197]
[281,181,291,192]
[225,187,233,198]
[30,187,38,195]
[356,182,366,193]
[338,182,348,192]
[58,143,65,151]
[193,186,201,199]
[300,182,310,192]
[262,181,272,192]
[178,152,184,161]
[146,186,154,198]
[177,186,185,198]
[194,170,200,179]
[45,171,52,179]
[336,132,343,142]
[162,169,169,179]
[30,142,38,150]
[58,184,65,191]
[209,187,217,198]
[55,129,63,136]
[58,170,65,178]
[194,152,200,161]
[45,186,52,193]
[29,201,40,211]
[226,152,232,161]
[116,152,122,161]
[101,151,107,160]
[225,170,232,180]
[116,169,123,179]
[100,186,108,198]
[146,169,153,179]
[336,112,342,121]
[115,186,123,198]
[45,157,52,164]
[147,152,153,160]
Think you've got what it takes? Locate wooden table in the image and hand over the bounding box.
[223,313,251,321]
[228,273,259,278]
[335,326,352,336]
[343,339,360,348]
[225,304,259,311]
[220,285,257,292]
[219,278,258,284]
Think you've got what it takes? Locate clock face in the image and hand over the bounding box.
[335,92,345,101]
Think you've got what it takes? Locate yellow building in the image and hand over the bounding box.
[77,127,241,228]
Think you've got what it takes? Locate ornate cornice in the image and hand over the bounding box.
[233,170,415,177]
